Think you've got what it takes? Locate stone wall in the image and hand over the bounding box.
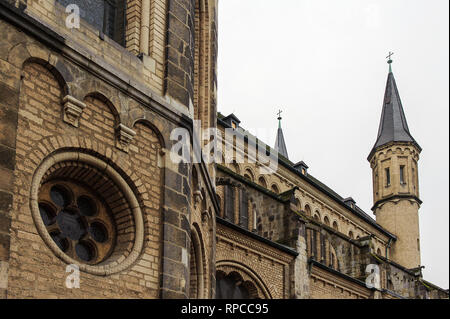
[216,222,295,299]
[0,1,219,299]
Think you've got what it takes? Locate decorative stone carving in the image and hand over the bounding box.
[62,95,86,127]
[193,189,203,210]
[115,124,136,153]
[202,209,211,224]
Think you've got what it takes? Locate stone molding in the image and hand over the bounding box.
[62,95,86,128]
[30,151,145,276]
[115,124,137,153]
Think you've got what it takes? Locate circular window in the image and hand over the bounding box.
[38,180,116,265]
[30,151,144,276]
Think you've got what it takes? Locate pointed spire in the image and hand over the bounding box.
[275,110,289,159]
[369,57,421,159]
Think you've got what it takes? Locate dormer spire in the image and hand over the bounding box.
[274,110,289,159]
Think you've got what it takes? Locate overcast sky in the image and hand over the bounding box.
[217,0,449,288]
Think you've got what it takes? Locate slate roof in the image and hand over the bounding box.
[275,126,289,159]
[369,71,421,158]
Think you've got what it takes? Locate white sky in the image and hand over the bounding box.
[217,0,449,288]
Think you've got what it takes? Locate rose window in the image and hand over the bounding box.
[38,180,116,265]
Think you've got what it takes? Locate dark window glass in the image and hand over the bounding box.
[76,241,95,262]
[57,0,126,46]
[224,185,235,222]
[50,185,71,207]
[39,181,116,265]
[216,275,250,299]
[385,168,391,186]
[239,190,249,229]
[400,165,405,184]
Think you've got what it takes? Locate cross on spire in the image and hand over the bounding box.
[386,51,394,61]
[277,110,283,128]
[386,51,394,72]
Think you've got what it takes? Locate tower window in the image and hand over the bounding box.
[400,165,406,185]
[385,168,391,187]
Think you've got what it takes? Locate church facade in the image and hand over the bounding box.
[0,0,447,299]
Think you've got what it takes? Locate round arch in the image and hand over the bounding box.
[216,261,272,299]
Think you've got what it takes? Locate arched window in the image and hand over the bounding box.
[271,184,280,194]
[252,204,258,232]
[304,205,312,217]
[349,231,354,239]
[244,169,254,182]
[223,185,235,222]
[332,221,339,231]
[292,198,302,212]
[239,189,249,229]
[324,216,330,226]
[231,161,241,175]
[258,177,267,189]
[57,0,126,46]
[216,270,262,299]
[377,248,382,256]
[313,211,321,222]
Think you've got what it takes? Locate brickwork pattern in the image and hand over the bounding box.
[5,62,163,298]
[216,223,294,299]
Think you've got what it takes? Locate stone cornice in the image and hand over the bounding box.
[310,260,374,296]
[372,195,422,212]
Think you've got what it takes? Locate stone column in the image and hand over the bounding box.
[0,73,20,298]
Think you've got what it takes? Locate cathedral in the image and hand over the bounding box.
[0,0,448,299]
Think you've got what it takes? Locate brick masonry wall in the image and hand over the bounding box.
[216,223,295,299]
[6,62,163,298]
[0,8,218,298]
[17,0,168,100]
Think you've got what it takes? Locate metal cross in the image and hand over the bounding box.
[277,110,283,119]
[386,52,394,61]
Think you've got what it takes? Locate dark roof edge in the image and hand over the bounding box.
[217,117,397,240]
[419,279,450,294]
[380,289,407,299]
[309,259,375,291]
[371,253,436,280]
[216,217,299,257]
